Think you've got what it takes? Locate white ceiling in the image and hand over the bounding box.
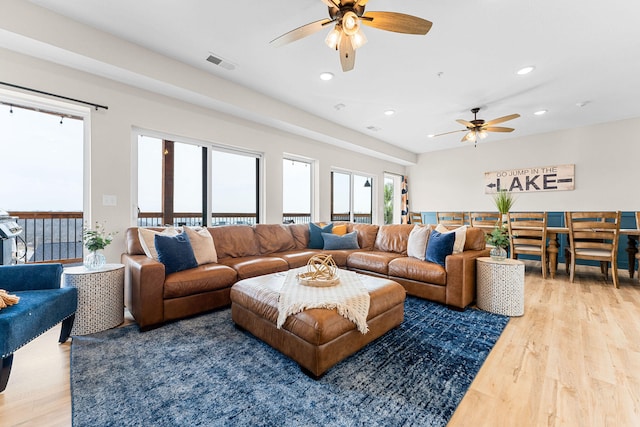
[25,0,640,154]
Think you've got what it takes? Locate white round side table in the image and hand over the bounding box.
[63,263,125,335]
[476,257,525,316]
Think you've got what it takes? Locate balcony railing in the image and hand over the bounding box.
[9,211,83,264]
[331,213,373,224]
[5,211,372,264]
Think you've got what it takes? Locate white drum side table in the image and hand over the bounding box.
[476,257,525,316]
[63,263,125,335]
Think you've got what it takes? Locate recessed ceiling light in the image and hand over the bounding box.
[384,109,395,116]
[516,66,535,75]
[534,109,548,116]
[319,72,334,81]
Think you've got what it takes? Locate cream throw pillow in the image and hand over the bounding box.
[407,224,431,260]
[435,224,467,254]
[138,227,180,260]
[184,227,218,265]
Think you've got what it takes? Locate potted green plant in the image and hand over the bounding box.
[83,222,116,270]
[485,226,509,261]
[487,189,515,260]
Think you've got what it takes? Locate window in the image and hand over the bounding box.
[211,150,259,225]
[0,99,85,263]
[331,170,373,224]
[137,134,260,227]
[383,173,403,224]
[283,158,312,224]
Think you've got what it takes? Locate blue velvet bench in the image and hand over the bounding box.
[0,263,78,392]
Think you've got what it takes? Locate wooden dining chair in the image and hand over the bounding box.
[469,212,502,228]
[409,212,423,225]
[507,212,548,278]
[436,212,466,228]
[566,211,621,288]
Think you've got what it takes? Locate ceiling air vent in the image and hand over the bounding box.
[206,53,236,71]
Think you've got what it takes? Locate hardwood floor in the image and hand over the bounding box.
[1,262,639,426]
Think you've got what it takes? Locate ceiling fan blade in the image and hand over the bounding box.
[339,34,356,71]
[320,0,340,7]
[356,0,369,5]
[270,19,333,47]
[483,126,515,133]
[484,113,521,126]
[456,119,475,128]
[432,129,466,137]
[361,11,432,35]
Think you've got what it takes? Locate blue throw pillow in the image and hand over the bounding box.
[308,223,333,249]
[155,232,198,275]
[321,231,360,250]
[425,229,456,267]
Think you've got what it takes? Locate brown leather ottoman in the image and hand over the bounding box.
[230,270,406,378]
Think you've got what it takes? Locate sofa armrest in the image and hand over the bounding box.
[444,249,490,309]
[121,254,166,330]
[0,263,63,292]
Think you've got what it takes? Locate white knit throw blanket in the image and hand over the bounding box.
[277,268,371,334]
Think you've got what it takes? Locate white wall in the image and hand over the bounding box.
[408,117,640,213]
[0,48,406,263]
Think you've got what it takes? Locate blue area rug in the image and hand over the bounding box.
[71,297,509,426]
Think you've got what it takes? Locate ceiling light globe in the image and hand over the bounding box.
[342,11,360,36]
[325,26,342,50]
[350,29,367,49]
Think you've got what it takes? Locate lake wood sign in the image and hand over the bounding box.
[484,164,575,194]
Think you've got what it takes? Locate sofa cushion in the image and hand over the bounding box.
[218,256,289,280]
[155,232,199,275]
[255,224,296,254]
[435,224,467,254]
[347,251,404,275]
[209,225,260,259]
[407,224,431,260]
[332,224,348,235]
[138,227,180,260]
[308,223,333,249]
[269,250,319,269]
[388,257,447,286]
[425,229,456,267]
[464,227,488,251]
[322,231,359,250]
[289,224,310,249]
[374,224,413,254]
[348,223,379,250]
[183,227,218,265]
[319,250,357,267]
[163,264,238,299]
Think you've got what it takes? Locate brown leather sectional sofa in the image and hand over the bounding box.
[122,222,489,330]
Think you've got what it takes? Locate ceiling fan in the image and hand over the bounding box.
[433,108,521,143]
[270,0,432,72]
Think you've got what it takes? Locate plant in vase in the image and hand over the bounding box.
[83,222,116,270]
[485,226,509,261]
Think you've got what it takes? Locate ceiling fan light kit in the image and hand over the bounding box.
[271,0,432,72]
[433,107,521,144]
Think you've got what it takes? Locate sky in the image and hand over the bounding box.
[1,104,371,216]
[0,104,83,211]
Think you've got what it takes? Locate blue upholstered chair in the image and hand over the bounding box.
[0,263,77,392]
